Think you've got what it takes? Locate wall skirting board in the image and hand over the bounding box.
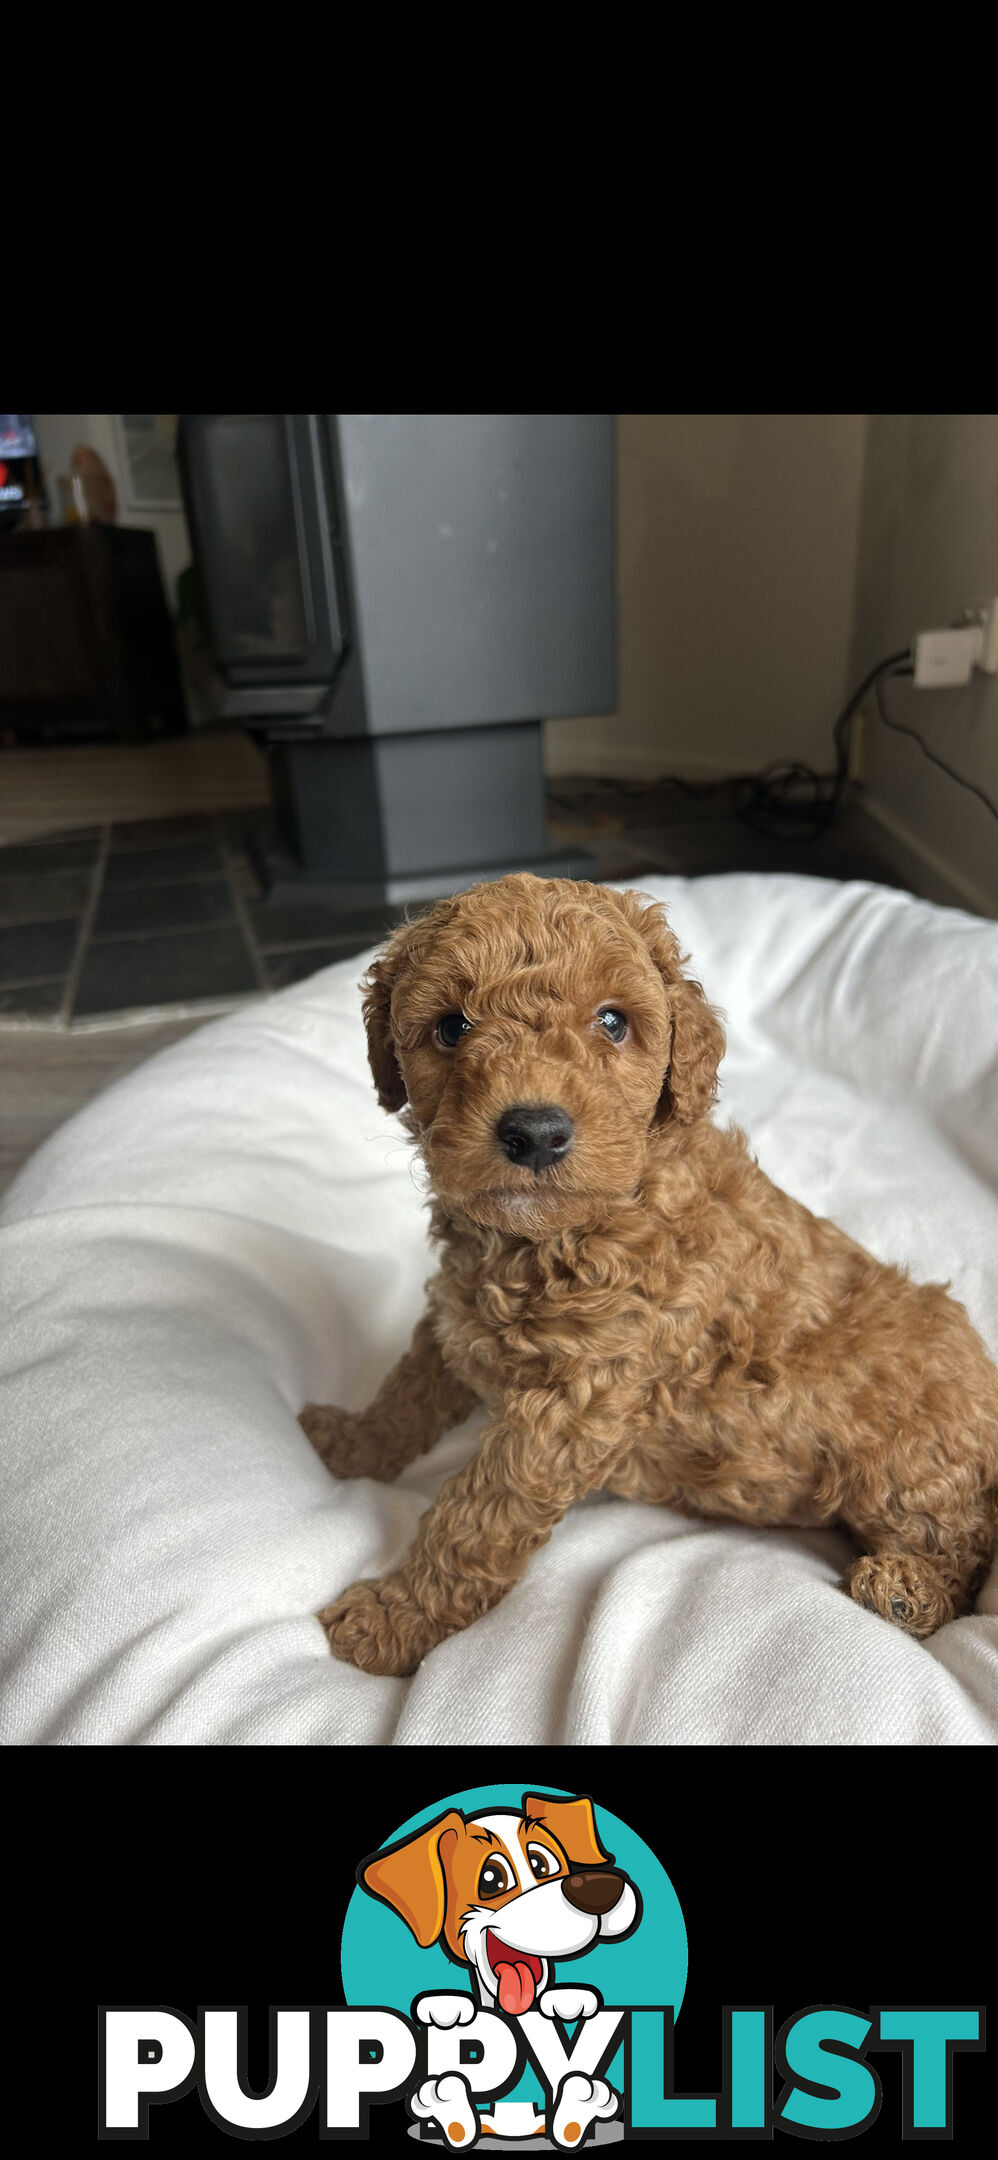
[860,795,998,921]
[544,743,739,783]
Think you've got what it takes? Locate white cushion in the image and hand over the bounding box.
[1,872,996,1745]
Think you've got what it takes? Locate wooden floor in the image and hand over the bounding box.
[0,726,269,844]
[0,1013,214,1199]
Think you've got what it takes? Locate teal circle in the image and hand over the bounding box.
[340,1783,686,2105]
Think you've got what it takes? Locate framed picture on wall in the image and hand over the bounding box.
[113,414,181,510]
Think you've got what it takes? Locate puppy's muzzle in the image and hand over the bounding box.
[496,1103,575,1173]
[562,1869,625,1915]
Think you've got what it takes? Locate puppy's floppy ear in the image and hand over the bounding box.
[661,969,726,1126]
[523,1793,612,1869]
[360,1809,465,1947]
[626,893,725,1127]
[361,944,407,1112]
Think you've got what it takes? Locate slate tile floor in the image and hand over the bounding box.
[0,780,936,1027]
[0,812,412,1025]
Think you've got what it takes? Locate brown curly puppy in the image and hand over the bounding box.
[301,873,998,1676]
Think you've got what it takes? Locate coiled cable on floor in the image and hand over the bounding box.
[551,650,916,845]
[731,648,915,841]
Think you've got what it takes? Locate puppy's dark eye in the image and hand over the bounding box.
[478,1857,513,1898]
[597,1008,628,1044]
[435,1012,472,1048]
[526,1843,560,1881]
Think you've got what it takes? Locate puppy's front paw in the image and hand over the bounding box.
[538,1987,600,2022]
[299,1402,380,1478]
[318,1577,439,1676]
[415,1993,476,2029]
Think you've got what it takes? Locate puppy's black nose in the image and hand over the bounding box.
[562,1869,626,1915]
[496,1103,575,1172]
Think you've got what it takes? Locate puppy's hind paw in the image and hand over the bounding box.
[841,1552,956,1639]
[409,2072,479,2147]
[552,2074,618,2147]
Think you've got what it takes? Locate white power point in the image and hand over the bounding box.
[913,599,998,686]
[913,627,983,687]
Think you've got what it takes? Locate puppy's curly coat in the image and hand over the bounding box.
[301,874,998,1675]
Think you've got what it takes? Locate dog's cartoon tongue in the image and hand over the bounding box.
[497,1959,537,2015]
[487,1934,542,2015]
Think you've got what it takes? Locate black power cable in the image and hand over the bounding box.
[549,644,997,842]
[732,647,914,841]
[873,673,998,824]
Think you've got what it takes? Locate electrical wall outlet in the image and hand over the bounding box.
[913,626,983,688]
[950,598,998,676]
[974,596,998,675]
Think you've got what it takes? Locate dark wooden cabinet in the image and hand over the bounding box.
[0,526,187,741]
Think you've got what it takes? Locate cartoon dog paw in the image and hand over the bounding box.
[409,2071,479,2146]
[415,1993,477,2029]
[551,2072,618,2147]
[538,1986,601,2022]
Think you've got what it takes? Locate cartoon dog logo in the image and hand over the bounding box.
[359,1790,641,2145]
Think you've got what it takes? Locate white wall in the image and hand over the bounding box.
[34,414,868,780]
[546,413,869,783]
[32,414,191,609]
[851,413,998,916]
[29,414,996,914]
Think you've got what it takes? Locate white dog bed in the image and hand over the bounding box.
[1,871,996,1746]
